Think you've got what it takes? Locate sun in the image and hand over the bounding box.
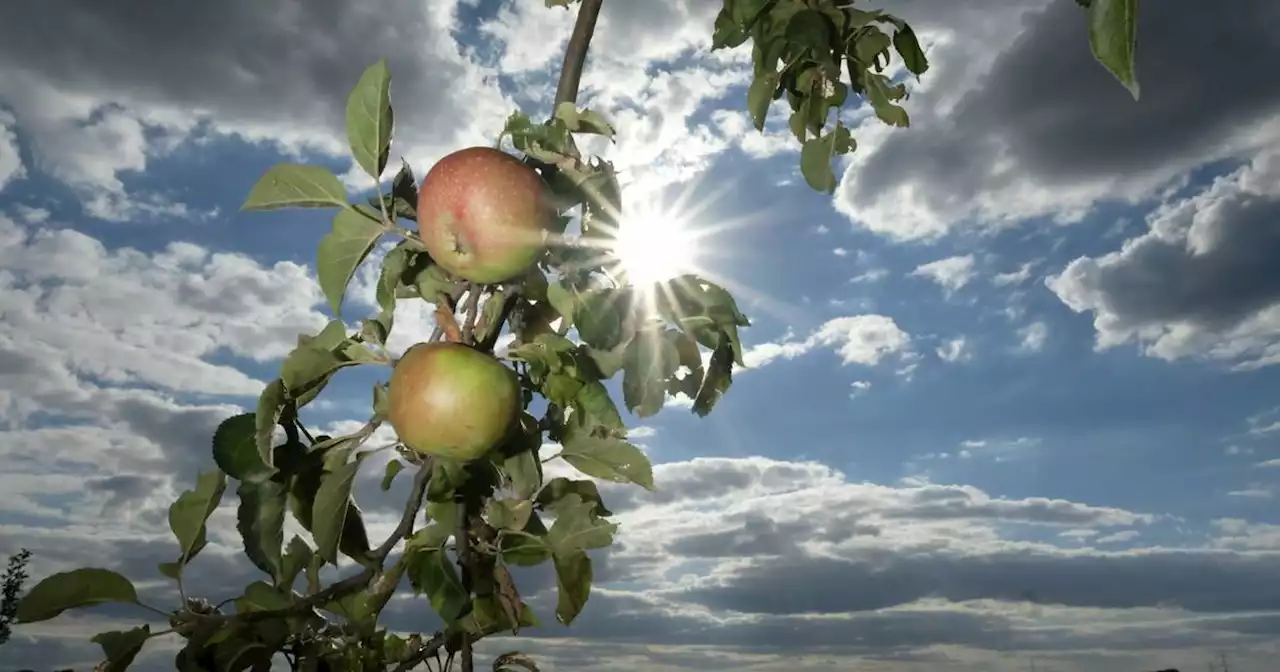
[610,207,700,289]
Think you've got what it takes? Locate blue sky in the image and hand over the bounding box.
[1,0,1279,670]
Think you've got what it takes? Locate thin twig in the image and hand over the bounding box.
[457,497,475,672]
[375,459,434,561]
[390,632,449,672]
[461,286,483,344]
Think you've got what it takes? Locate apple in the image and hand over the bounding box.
[387,341,520,461]
[417,146,555,285]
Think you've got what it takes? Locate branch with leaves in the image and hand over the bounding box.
[10,1,1140,670]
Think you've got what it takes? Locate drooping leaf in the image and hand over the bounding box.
[799,122,855,194]
[312,457,366,566]
[317,207,386,317]
[254,379,286,467]
[236,479,288,581]
[241,164,348,211]
[377,243,412,315]
[346,59,394,180]
[622,331,680,418]
[559,435,655,491]
[892,24,929,75]
[410,548,469,624]
[91,625,151,672]
[168,470,227,563]
[279,536,313,592]
[1087,0,1140,100]
[693,342,735,417]
[15,569,138,623]
[747,71,779,131]
[381,459,405,492]
[213,413,276,484]
[461,594,539,638]
[553,550,592,626]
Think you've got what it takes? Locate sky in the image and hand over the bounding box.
[1,0,1279,670]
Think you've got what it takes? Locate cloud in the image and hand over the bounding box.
[0,109,24,193]
[835,0,1280,241]
[0,0,513,219]
[1047,146,1280,369]
[937,336,971,363]
[740,315,913,372]
[911,254,977,295]
[1017,321,1049,353]
[993,262,1035,287]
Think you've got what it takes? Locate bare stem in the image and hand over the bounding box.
[555,0,604,107]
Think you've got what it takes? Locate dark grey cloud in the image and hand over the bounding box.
[0,0,511,220]
[836,0,1280,240]
[681,549,1280,615]
[1047,150,1280,368]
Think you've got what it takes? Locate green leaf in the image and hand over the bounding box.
[476,291,508,345]
[240,581,293,612]
[747,71,779,132]
[15,568,138,623]
[854,26,892,65]
[169,470,227,563]
[484,499,533,532]
[1087,0,1140,100]
[501,514,552,567]
[346,59,394,180]
[536,477,613,517]
[711,8,749,50]
[91,625,151,671]
[317,207,386,317]
[553,102,616,138]
[864,73,910,127]
[236,479,287,581]
[213,413,276,484]
[799,122,855,194]
[502,447,542,500]
[575,289,627,351]
[408,501,458,550]
[411,549,469,624]
[786,9,833,52]
[381,459,405,491]
[892,24,929,75]
[377,243,412,315]
[254,379,286,467]
[280,344,342,396]
[553,550,592,626]
[574,380,625,431]
[622,331,680,418]
[313,458,365,566]
[241,164,348,211]
[558,435,654,491]
[279,536,312,591]
[693,342,735,417]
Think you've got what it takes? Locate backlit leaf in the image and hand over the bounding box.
[15,568,138,623]
[241,164,348,211]
[317,207,385,317]
[346,59,394,180]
